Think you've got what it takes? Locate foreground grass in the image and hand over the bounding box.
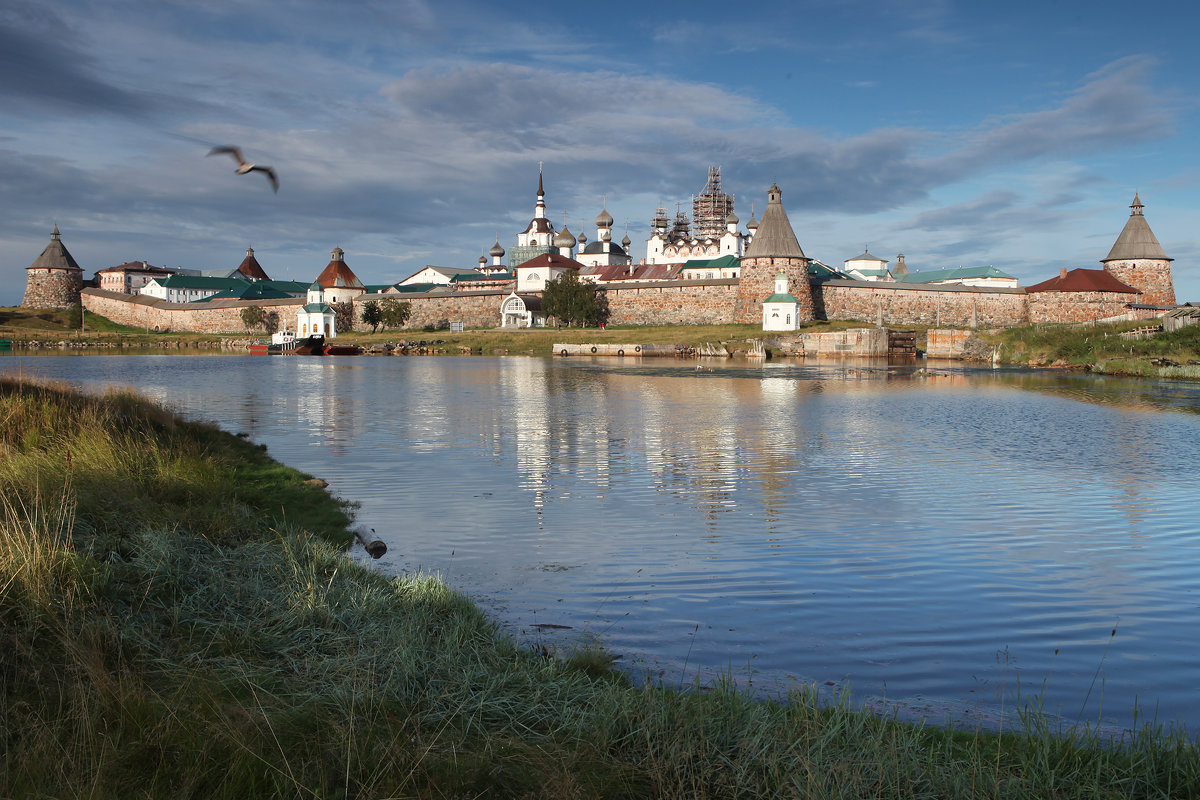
[993,321,1200,375]
[3,377,1199,798]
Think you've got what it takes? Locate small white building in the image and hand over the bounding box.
[513,252,584,293]
[500,292,545,328]
[296,282,337,338]
[399,265,482,285]
[843,249,892,282]
[762,269,801,331]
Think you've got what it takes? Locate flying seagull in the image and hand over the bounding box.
[207,146,279,193]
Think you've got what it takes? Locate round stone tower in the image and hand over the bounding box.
[22,225,84,309]
[733,184,813,324]
[1100,194,1175,306]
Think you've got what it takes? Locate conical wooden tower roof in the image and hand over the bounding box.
[30,225,82,271]
[743,184,805,259]
[1102,194,1171,262]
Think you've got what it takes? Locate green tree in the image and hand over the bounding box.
[240,306,268,332]
[331,302,355,334]
[360,300,382,332]
[542,270,605,327]
[380,298,412,329]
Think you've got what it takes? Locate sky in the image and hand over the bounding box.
[2,0,1198,306]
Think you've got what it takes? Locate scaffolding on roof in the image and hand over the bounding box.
[692,166,735,239]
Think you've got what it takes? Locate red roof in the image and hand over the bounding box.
[315,250,365,289]
[96,261,172,275]
[581,263,683,282]
[1025,268,1139,294]
[513,253,585,271]
[236,254,271,281]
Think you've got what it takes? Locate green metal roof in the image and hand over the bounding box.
[808,261,854,280]
[682,254,740,270]
[894,266,1015,284]
[764,292,799,304]
[196,282,295,302]
[302,302,333,313]
[262,280,311,293]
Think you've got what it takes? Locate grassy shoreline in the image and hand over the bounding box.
[3,375,1198,798]
[8,305,1200,378]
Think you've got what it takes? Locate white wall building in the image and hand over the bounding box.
[762,269,802,331]
[843,249,892,282]
[296,282,337,338]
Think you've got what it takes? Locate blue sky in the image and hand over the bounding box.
[2,0,1197,305]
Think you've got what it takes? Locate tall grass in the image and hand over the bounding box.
[998,321,1200,370]
[3,375,1198,798]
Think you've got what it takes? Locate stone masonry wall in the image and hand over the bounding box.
[814,281,1029,328]
[1102,259,1175,306]
[84,277,1147,335]
[83,289,303,333]
[735,256,812,324]
[1026,291,1140,324]
[602,281,739,325]
[394,291,509,329]
[23,268,83,309]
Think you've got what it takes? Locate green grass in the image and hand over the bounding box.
[3,376,1199,798]
[994,321,1200,373]
[340,320,862,356]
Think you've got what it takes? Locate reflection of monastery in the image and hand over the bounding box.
[33,166,1182,334]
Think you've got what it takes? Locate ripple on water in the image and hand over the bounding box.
[6,354,1200,733]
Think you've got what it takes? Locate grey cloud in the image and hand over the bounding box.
[0,4,152,118]
[903,190,1022,232]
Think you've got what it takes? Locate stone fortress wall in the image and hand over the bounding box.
[83,276,1146,335]
[76,191,1176,337]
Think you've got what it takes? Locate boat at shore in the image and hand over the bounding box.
[322,342,362,355]
[291,335,326,355]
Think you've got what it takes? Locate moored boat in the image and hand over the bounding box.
[323,343,362,355]
[267,330,299,354]
[291,335,326,355]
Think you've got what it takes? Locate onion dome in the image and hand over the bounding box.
[554,226,577,249]
[489,240,505,258]
[595,206,613,228]
[577,230,588,246]
[478,255,487,266]
[726,211,739,225]
[622,233,632,248]
[747,215,759,231]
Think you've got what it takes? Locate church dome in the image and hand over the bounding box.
[622,233,632,247]
[554,226,577,249]
[595,207,613,228]
[489,240,505,258]
[726,211,739,225]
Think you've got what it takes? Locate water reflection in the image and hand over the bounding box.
[4,352,1200,734]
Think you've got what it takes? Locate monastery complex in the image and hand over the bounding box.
[23,167,1180,336]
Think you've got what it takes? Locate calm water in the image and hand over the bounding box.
[5,352,1199,734]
